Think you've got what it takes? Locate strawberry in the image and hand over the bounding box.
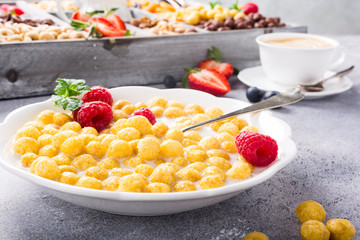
[184,68,230,96]
[105,13,126,31]
[197,47,234,79]
[90,17,126,37]
[243,2,258,15]
[72,11,91,22]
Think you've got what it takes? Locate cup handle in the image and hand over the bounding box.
[56,0,71,23]
[328,46,346,69]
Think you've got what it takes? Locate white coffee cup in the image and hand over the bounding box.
[256,33,346,86]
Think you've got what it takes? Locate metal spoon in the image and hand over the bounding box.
[182,87,304,132]
[299,66,354,92]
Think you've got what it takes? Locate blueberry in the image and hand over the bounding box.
[163,75,177,88]
[262,91,280,100]
[246,87,265,103]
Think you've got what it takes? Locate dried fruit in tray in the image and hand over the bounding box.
[30,0,78,12]
[130,17,196,35]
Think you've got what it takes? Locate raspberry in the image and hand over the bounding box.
[76,101,113,132]
[235,131,278,167]
[82,86,113,106]
[72,108,80,122]
[130,107,156,125]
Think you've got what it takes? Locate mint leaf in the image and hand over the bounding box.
[209,1,221,9]
[229,0,239,10]
[87,10,105,16]
[52,95,83,111]
[108,8,119,14]
[208,47,222,62]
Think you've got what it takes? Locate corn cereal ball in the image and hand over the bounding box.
[242,232,269,240]
[81,127,98,136]
[184,131,202,141]
[137,137,160,161]
[301,220,330,240]
[218,123,239,136]
[150,106,164,117]
[162,162,180,172]
[192,114,211,124]
[165,128,184,141]
[37,110,55,124]
[117,127,141,141]
[203,166,226,182]
[205,107,223,118]
[59,165,77,174]
[200,136,220,150]
[181,138,198,147]
[155,159,166,166]
[173,180,197,192]
[186,149,208,163]
[85,141,106,158]
[52,130,78,148]
[111,119,128,134]
[85,166,109,181]
[171,157,188,167]
[152,122,169,138]
[41,126,59,135]
[20,153,38,167]
[104,176,121,191]
[210,121,225,132]
[60,136,85,156]
[177,168,202,182]
[117,173,148,192]
[226,161,252,180]
[160,139,183,158]
[122,104,137,115]
[77,176,103,190]
[13,137,39,155]
[98,158,120,170]
[53,113,72,126]
[187,162,208,172]
[296,200,327,223]
[52,155,72,166]
[34,157,60,180]
[127,115,153,135]
[150,164,176,185]
[146,183,171,193]
[186,145,205,152]
[216,132,235,143]
[107,139,132,159]
[135,102,147,109]
[111,168,133,177]
[123,157,145,168]
[61,122,82,132]
[207,157,232,170]
[71,154,97,171]
[38,134,53,147]
[207,149,230,160]
[113,109,127,121]
[101,135,119,148]
[58,172,80,185]
[79,134,99,145]
[113,99,131,110]
[199,174,224,189]
[129,139,139,154]
[24,121,44,131]
[326,219,356,240]
[230,118,248,130]
[30,158,40,173]
[38,145,58,157]
[222,141,238,153]
[135,164,154,177]
[241,126,259,133]
[147,97,168,108]
[184,104,205,115]
[15,126,41,140]
[164,107,187,118]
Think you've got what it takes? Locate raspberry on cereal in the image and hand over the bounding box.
[130,108,156,125]
[82,86,113,106]
[76,101,113,132]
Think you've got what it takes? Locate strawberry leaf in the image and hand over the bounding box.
[183,68,199,88]
[208,46,222,62]
[88,25,103,38]
[229,0,239,10]
[87,10,105,16]
[209,1,222,9]
[107,8,119,14]
[124,30,133,36]
[70,20,89,31]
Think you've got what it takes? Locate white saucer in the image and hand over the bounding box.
[238,66,353,100]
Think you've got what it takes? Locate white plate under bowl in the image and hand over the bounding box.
[238,66,353,100]
[0,87,297,216]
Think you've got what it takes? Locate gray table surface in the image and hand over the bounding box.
[0,35,359,240]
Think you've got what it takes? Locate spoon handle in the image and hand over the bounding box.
[182,88,304,132]
[318,65,354,85]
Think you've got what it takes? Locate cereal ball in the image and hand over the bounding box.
[177,168,202,182]
[52,130,78,148]
[209,121,224,132]
[300,220,330,240]
[296,200,327,223]
[38,134,53,147]
[85,166,109,181]
[192,114,211,124]
[326,219,356,240]
[85,141,106,158]
[52,155,72,166]
[161,162,180,172]
[30,158,40,173]
[146,183,171,193]
[199,174,224,190]
[142,134,162,144]
[181,138,198,147]
[137,137,160,161]
[171,157,188,167]
[184,131,202,141]
[76,176,103,190]
[218,123,239,136]
[61,122,82,132]
[13,137,39,155]
[122,104,137,115]
[113,109,127,121]
[78,134,98,145]
[111,168,133,177]
[117,127,141,141]
[230,118,248,131]
[24,121,44,131]
[38,145,58,157]
[71,154,97,171]
[165,128,184,141]
[207,157,232,170]
[107,140,132,159]
[147,97,168,108]
[160,140,183,158]
[117,173,148,192]
[172,121,193,130]
[226,161,252,180]
[164,107,187,118]
[60,136,85,156]
[242,232,269,240]
[41,126,59,135]
[123,157,145,168]
[111,119,128,134]
[203,166,226,182]
[104,176,121,191]
[129,139,139,154]
[20,153,38,167]
[81,127,98,136]
[207,149,230,160]
[200,136,220,150]
[155,159,166,166]
[113,99,131,110]
[216,132,235,143]
[167,100,185,109]
[59,165,77,173]
[150,106,164,117]
[185,104,204,115]
[135,102,147,109]
[15,126,41,140]
[186,145,205,152]
[187,162,207,172]
[173,180,196,192]
[53,113,72,126]
[241,126,259,133]
[34,157,60,180]
[150,164,176,185]
[205,107,223,118]
[58,172,80,185]
[152,122,169,138]
[222,141,238,153]
[186,149,208,163]
[37,110,55,124]
[101,135,119,148]
[98,158,120,170]
[135,164,154,177]
[127,116,153,135]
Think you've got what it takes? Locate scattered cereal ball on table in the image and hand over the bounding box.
[207,156,232,170]
[173,180,197,192]
[199,174,224,190]
[130,108,157,125]
[177,168,202,182]
[98,158,120,170]
[36,110,55,125]
[59,165,77,174]
[58,172,80,185]
[200,136,220,150]
[38,145,58,157]
[53,113,72,126]
[104,176,121,191]
[150,164,176,186]
[20,153,38,167]
[300,220,330,240]
[76,176,103,190]
[137,137,161,161]
[146,183,171,193]
[52,155,72,166]
[326,219,356,240]
[13,137,39,155]
[296,200,326,223]
[15,126,41,140]
[160,139,183,158]
[107,140,132,159]
[226,161,252,180]
[135,164,154,177]
[185,104,205,115]
[152,122,169,138]
[117,173,148,192]
[60,136,85,157]
[127,115,153,135]
[147,97,168,108]
[242,232,269,240]
[186,149,208,163]
[111,168,133,177]
[52,130,78,149]
[34,157,60,180]
[203,166,226,182]
[61,122,82,132]
[71,154,98,171]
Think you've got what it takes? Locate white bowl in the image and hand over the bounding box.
[0,87,297,216]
